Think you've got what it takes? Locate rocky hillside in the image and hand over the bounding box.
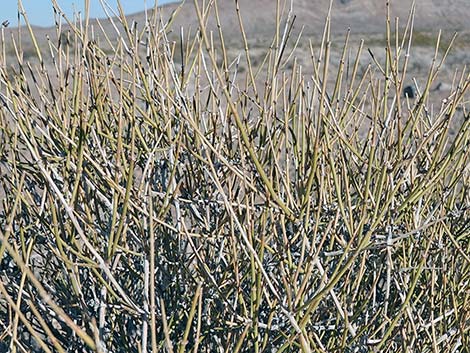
[150,0,470,38]
[5,0,470,44]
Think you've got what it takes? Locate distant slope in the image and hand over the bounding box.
[149,0,470,38]
[3,0,470,60]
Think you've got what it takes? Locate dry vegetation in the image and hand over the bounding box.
[0,0,469,352]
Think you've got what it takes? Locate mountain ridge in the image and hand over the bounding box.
[150,0,470,38]
[6,0,470,43]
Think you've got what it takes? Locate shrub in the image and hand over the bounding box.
[0,1,469,352]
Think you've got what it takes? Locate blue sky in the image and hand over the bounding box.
[3,0,180,27]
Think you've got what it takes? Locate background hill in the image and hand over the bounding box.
[5,0,470,44]
[149,0,470,37]
[2,0,470,107]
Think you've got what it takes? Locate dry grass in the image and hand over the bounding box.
[0,0,469,352]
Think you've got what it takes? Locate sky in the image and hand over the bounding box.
[3,0,180,27]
